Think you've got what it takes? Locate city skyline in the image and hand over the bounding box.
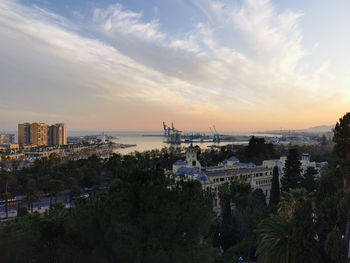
[1,0,349,131]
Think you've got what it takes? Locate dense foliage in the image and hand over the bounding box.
[0,169,217,263]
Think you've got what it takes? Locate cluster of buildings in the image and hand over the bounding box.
[0,123,67,161]
[170,145,326,212]
[0,134,15,144]
[18,122,66,146]
[0,133,17,155]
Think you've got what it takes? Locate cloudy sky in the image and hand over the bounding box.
[0,0,349,132]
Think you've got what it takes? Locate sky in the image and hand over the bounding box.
[0,0,349,132]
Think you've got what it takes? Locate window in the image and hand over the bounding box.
[192,160,196,166]
[220,178,224,182]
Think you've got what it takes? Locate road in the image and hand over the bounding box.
[0,195,73,219]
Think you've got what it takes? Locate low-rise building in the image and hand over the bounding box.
[0,144,20,152]
[4,153,25,160]
[262,152,328,177]
[0,134,15,144]
[25,149,64,158]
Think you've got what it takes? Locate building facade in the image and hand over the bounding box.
[262,152,328,177]
[18,123,32,145]
[48,123,67,146]
[171,145,273,212]
[30,123,49,146]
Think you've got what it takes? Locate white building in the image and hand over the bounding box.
[171,145,273,212]
[262,152,327,177]
[97,132,106,144]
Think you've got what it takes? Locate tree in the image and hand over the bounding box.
[290,197,321,263]
[300,166,318,193]
[269,166,280,210]
[325,226,347,262]
[333,113,350,168]
[17,207,28,217]
[278,188,309,218]
[218,183,236,251]
[281,149,302,192]
[47,179,64,205]
[0,171,14,218]
[25,188,39,213]
[244,136,275,164]
[62,169,216,263]
[256,215,293,263]
[333,112,350,262]
[257,189,320,263]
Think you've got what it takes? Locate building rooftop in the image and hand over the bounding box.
[173,167,201,177]
[186,144,196,153]
[203,167,270,177]
[233,162,256,168]
[197,173,208,182]
[173,160,187,165]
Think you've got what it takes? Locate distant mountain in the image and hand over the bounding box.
[260,125,334,134]
[300,125,334,133]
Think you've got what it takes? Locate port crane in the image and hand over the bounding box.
[209,125,221,143]
[163,122,181,137]
[163,122,171,137]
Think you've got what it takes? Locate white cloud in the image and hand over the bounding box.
[0,0,348,130]
[93,4,165,41]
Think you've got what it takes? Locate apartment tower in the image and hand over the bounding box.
[31,123,49,146]
[48,123,67,146]
[18,123,31,145]
[18,122,48,146]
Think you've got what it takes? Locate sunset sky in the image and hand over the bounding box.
[0,0,349,132]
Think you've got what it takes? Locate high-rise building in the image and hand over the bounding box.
[48,123,67,146]
[18,122,48,146]
[18,122,67,146]
[31,123,49,146]
[18,123,31,145]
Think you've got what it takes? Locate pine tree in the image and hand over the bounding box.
[300,166,317,193]
[281,148,302,192]
[269,166,280,210]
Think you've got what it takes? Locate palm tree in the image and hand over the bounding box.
[0,171,14,218]
[25,189,39,213]
[278,188,309,217]
[0,171,14,195]
[256,215,293,263]
[47,179,64,205]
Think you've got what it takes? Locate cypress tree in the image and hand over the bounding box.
[269,166,280,210]
[281,148,302,192]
